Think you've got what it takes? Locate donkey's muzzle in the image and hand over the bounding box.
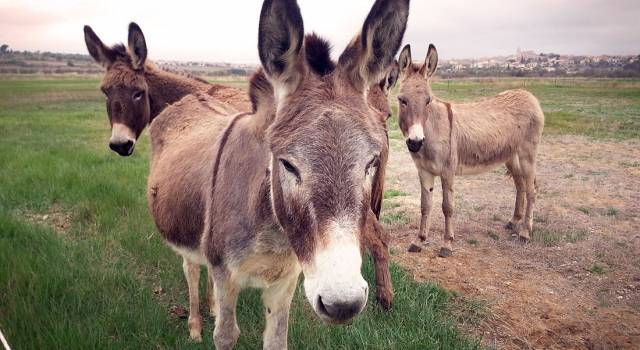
[109,139,135,156]
[406,138,423,153]
[316,287,367,323]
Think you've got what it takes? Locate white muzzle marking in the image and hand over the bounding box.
[407,123,425,141]
[110,123,136,146]
[302,220,368,322]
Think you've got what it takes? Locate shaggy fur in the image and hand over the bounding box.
[398,44,545,257]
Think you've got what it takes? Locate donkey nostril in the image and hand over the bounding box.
[316,295,364,322]
[406,139,423,153]
[109,140,135,157]
[317,296,328,316]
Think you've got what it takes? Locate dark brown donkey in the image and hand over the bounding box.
[201,0,409,348]
[397,44,544,257]
[84,23,250,341]
[84,22,250,157]
[84,21,401,342]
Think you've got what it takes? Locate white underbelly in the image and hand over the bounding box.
[167,243,208,265]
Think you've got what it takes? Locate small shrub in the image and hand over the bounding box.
[590,264,605,275]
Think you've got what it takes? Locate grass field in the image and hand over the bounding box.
[1,75,639,349]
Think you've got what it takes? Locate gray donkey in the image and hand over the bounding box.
[397,44,544,257]
[200,0,409,348]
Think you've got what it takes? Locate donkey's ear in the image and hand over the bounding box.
[258,0,305,98]
[338,0,410,92]
[128,22,147,70]
[420,44,438,79]
[398,44,412,75]
[384,60,400,94]
[84,25,116,68]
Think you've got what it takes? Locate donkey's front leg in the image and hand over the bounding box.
[364,210,393,310]
[440,175,455,257]
[418,170,436,242]
[206,267,216,317]
[212,269,241,350]
[262,271,298,350]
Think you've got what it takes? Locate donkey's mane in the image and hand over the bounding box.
[304,33,335,76]
[106,42,210,85]
[157,66,211,85]
[248,68,274,113]
[105,43,132,64]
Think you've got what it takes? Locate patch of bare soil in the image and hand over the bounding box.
[23,203,72,235]
[384,135,640,349]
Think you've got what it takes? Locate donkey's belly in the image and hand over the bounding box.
[456,161,504,176]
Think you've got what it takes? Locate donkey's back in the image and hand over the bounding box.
[454,89,544,175]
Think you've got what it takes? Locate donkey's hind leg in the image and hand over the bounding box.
[505,157,526,232]
[518,154,538,242]
[440,175,455,258]
[182,257,203,342]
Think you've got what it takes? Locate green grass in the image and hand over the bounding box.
[0,76,480,349]
[532,228,589,246]
[384,189,408,199]
[381,212,411,226]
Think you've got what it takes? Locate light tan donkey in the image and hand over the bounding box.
[397,44,544,257]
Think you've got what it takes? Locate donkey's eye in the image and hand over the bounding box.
[426,96,433,105]
[398,97,408,108]
[365,155,380,178]
[279,159,300,179]
[133,90,145,101]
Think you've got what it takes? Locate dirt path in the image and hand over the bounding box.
[383,134,640,349]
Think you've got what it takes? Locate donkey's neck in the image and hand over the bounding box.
[143,64,210,121]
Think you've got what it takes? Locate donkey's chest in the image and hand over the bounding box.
[229,228,300,289]
[230,250,300,289]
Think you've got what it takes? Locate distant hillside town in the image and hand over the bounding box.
[439,48,640,78]
[1,44,639,78]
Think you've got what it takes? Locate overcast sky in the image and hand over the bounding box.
[1,0,638,63]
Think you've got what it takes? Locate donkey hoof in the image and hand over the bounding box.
[504,222,515,230]
[438,247,452,258]
[408,243,422,253]
[189,332,203,343]
[376,290,394,311]
[518,235,531,243]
